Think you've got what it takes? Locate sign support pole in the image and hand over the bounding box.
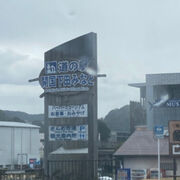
[173,158,176,180]
[154,125,163,180]
[158,138,160,180]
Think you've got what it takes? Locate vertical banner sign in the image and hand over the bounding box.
[169,121,180,156]
[39,33,97,179]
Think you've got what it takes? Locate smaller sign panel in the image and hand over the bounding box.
[49,125,88,141]
[154,126,164,138]
[48,104,88,118]
[29,158,37,169]
[117,169,131,180]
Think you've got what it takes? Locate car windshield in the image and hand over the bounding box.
[1,1,179,180]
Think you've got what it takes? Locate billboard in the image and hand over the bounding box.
[39,33,98,179]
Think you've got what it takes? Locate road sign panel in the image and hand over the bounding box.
[154,126,164,138]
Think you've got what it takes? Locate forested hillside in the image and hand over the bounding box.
[4,110,44,123]
[0,110,25,122]
[0,105,130,135]
[104,105,130,132]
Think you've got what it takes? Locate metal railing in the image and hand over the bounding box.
[47,159,114,180]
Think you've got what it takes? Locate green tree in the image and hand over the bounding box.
[98,119,111,142]
[11,116,25,123]
[0,110,10,121]
[0,110,25,123]
[32,120,44,133]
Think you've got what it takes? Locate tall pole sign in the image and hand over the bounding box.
[154,125,164,180]
[39,33,98,179]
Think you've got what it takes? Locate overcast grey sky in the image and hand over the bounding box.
[1,0,180,118]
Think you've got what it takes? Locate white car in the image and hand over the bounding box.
[99,176,112,180]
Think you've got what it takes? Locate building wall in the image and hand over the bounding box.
[146,73,180,129]
[124,156,158,170]
[0,127,40,166]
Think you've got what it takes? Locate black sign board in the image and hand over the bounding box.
[39,33,98,179]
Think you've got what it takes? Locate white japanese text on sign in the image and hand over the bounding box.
[48,104,88,118]
[40,59,95,91]
[49,125,88,141]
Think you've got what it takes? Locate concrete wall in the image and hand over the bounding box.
[124,156,158,170]
[123,156,180,175]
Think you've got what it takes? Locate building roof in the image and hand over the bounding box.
[0,121,40,129]
[114,129,169,156]
[146,72,180,76]
[50,147,88,154]
[128,83,146,88]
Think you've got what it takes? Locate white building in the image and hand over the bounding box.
[0,121,40,169]
[114,127,180,177]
